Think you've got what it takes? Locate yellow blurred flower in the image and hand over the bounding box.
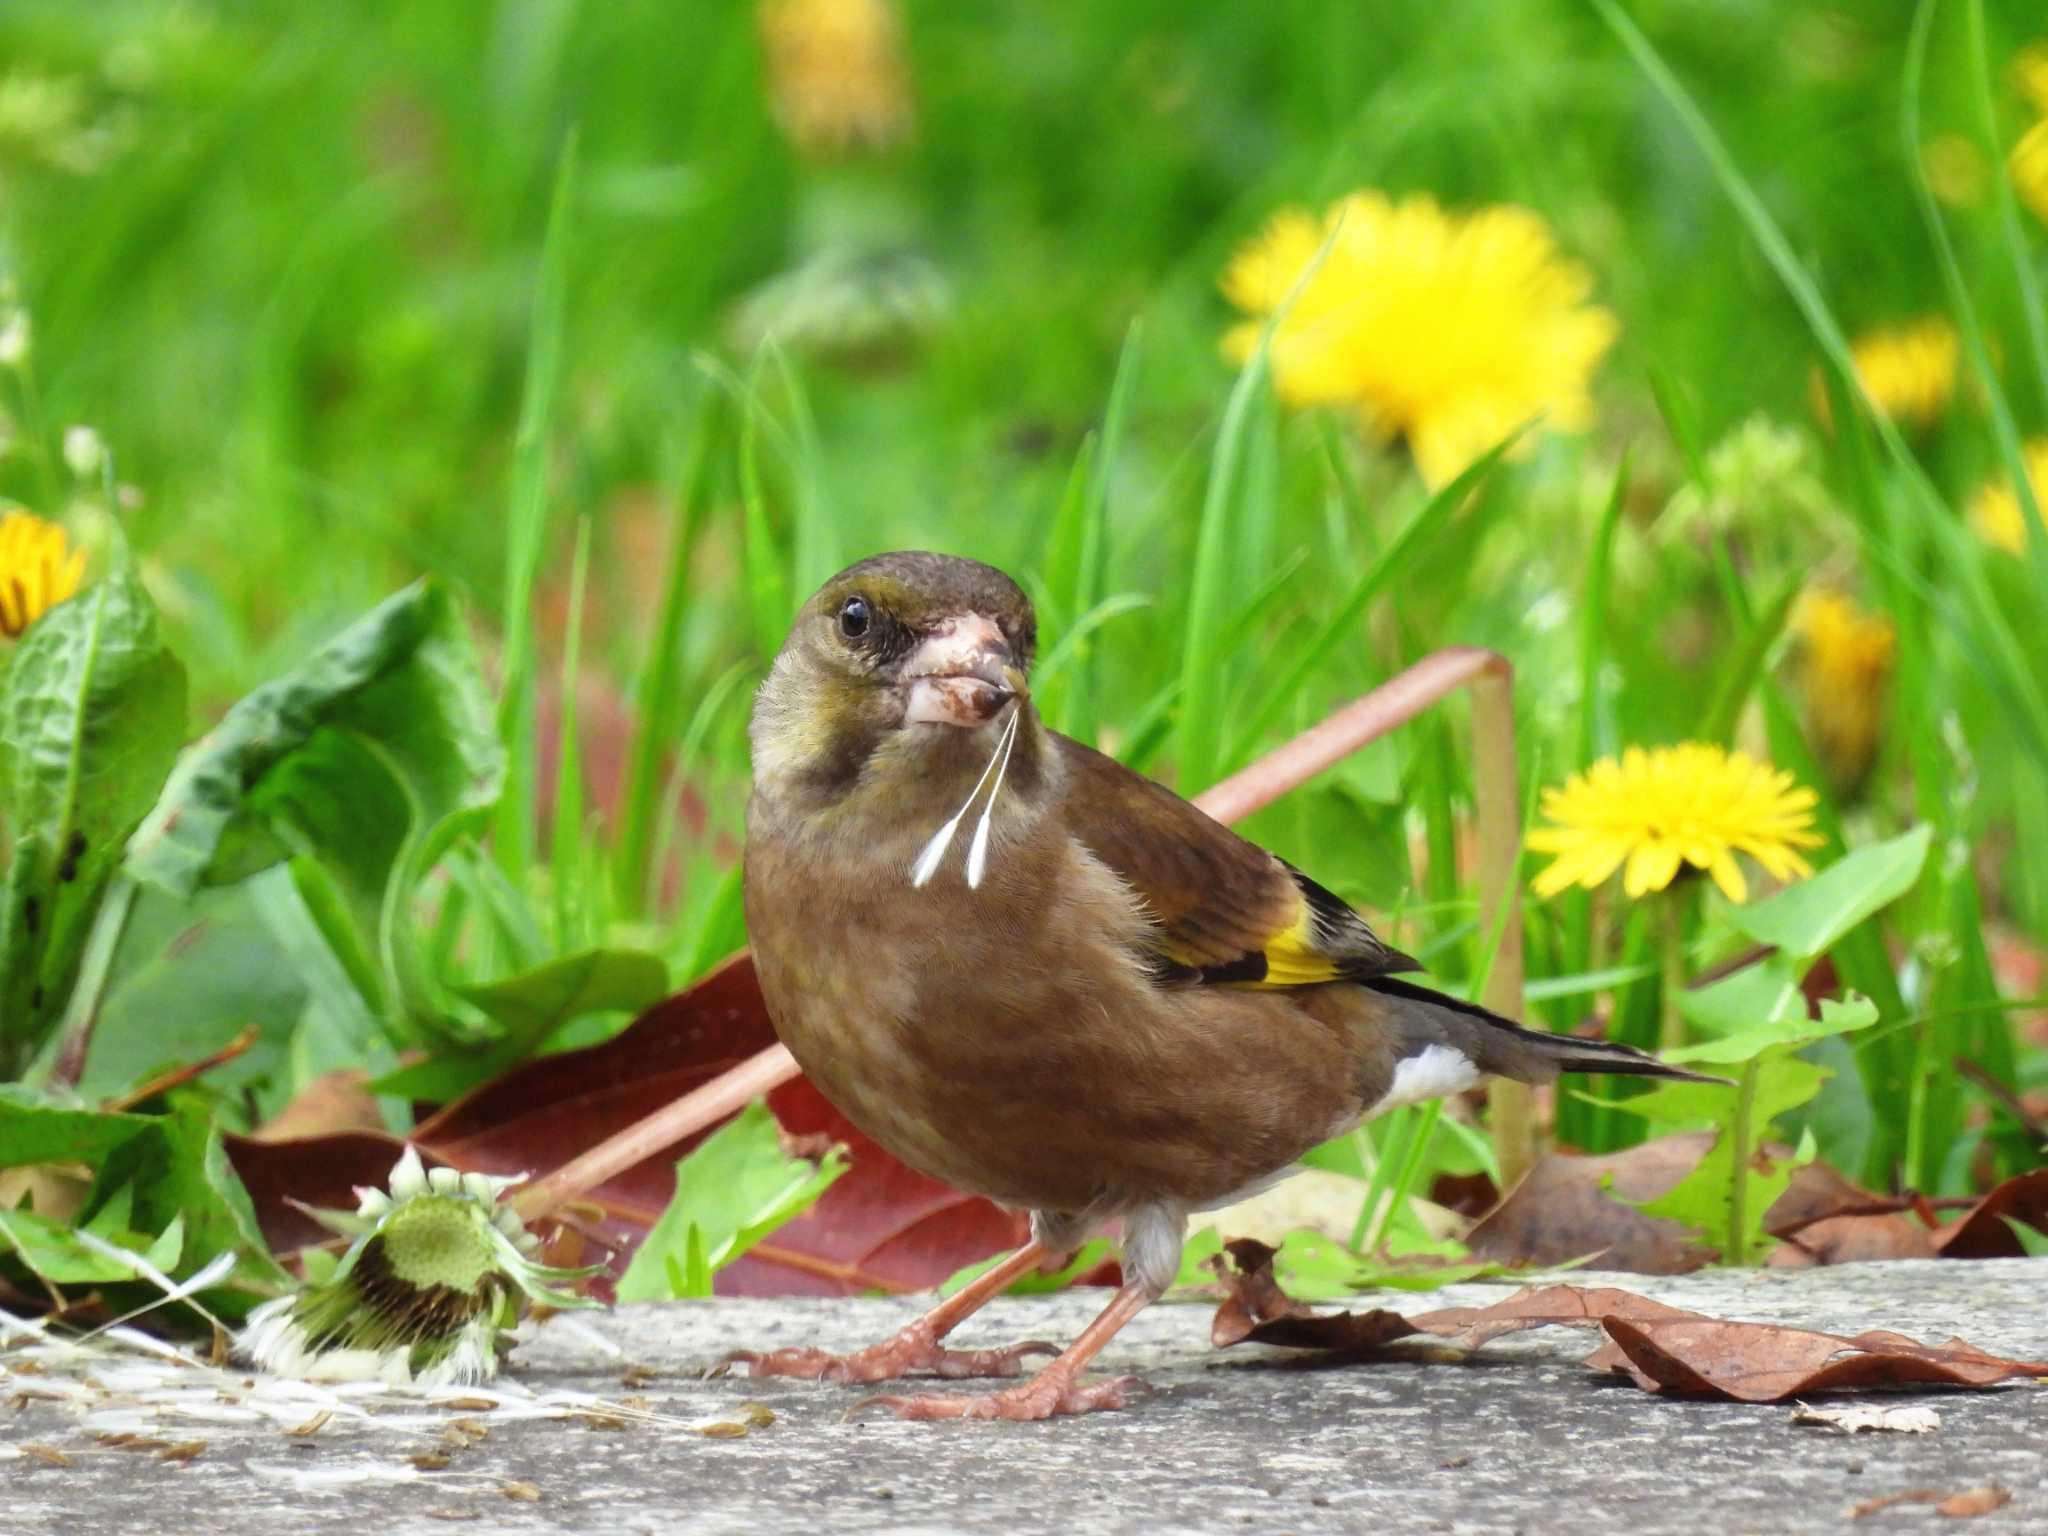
[1921,134,1988,207]
[1220,191,1618,489]
[1848,318,1957,429]
[2017,43,2048,116]
[758,0,912,159]
[1969,438,2048,556]
[1528,743,1821,904]
[1792,589,1895,786]
[2013,118,2048,228]
[0,509,87,638]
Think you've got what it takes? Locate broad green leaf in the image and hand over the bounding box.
[1600,1052,1829,1131]
[372,947,669,1102]
[1640,1124,1819,1266]
[616,1101,847,1302]
[0,1206,167,1286]
[0,1085,153,1168]
[86,1097,285,1298]
[0,566,185,1059]
[1726,826,1931,967]
[1669,987,1880,1066]
[71,882,308,1116]
[124,579,498,897]
[457,948,668,1049]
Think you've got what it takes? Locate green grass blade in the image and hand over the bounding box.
[551,516,593,951]
[1227,431,1519,765]
[492,134,580,890]
[1591,0,2048,766]
[1966,0,2048,415]
[616,397,717,915]
[1904,0,2048,590]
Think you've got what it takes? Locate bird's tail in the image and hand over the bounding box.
[1364,975,1724,1085]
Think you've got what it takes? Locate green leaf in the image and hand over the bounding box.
[87,1097,285,1294]
[373,947,670,1101]
[1725,826,1931,968]
[1640,1122,1818,1267]
[125,580,498,899]
[0,566,186,1060]
[70,881,308,1115]
[1670,976,1880,1065]
[457,948,668,1049]
[0,1085,153,1168]
[616,1101,847,1302]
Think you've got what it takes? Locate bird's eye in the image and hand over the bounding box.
[837,596,872,640]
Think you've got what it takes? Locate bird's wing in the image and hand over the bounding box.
[1052,733,1419,987]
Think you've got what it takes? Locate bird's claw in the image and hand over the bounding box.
[714,1326,1059,1384]
[850,1371,1143,1422]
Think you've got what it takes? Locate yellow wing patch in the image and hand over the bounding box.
[1251,904,1348,986]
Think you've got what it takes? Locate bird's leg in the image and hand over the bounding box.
[720,1240,1062,1383]
[857,1277,1157,1421]
[856,1202,1177,1421]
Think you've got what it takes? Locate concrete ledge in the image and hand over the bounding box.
[7,1260,2045,1534]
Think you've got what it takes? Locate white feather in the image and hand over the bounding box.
[963,710,1019,889]
[1368,1042,1481,1116]
[909,706,1016,889]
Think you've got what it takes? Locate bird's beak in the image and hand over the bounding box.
[902,612,1024,727]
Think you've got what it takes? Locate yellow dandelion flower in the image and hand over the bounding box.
[2017,43,2048,117]
[1791,589,1895,786]
[758,0,912,160]
[1220,191,1619,489]
[1921,133,1988,207]
[1848,318,1957,429]
[2014,118,2048,228]
[0,509,87,638]
[1528,743,1821,905]
[1968,437,2048,555]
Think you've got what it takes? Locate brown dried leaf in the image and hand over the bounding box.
[410,1451,453,1471]
[21,1443,70,1467]
[284,1410,332,1438]
[251,1069,383,1142]
[1935,1169,2048,1259]
[1412,1285,1708,1347]
[1597,1316,2048,1401]
[1852,1490,1946,1518]
[1463,1135,1717,1274]
[501,1482,542,1503]
[1938,1487,2013,1519]
[155,1441,205,1462]
[1768,1212,1939,1268]
[1207,1239,1417,1351]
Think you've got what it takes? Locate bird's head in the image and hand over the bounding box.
[750,551,1038,810]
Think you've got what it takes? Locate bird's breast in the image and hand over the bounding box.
[743,797,1361,1215]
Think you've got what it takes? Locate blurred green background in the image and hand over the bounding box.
[3,0,2045,1229]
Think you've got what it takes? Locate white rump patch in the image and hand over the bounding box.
[1368,1043,1481,1117]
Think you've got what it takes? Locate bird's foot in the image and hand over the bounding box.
[853,1366,1142,1421]
[716,1319,1058,1384]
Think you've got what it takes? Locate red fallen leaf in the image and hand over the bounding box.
[1594,1316,2048,1401]
[226,952,1027,1296]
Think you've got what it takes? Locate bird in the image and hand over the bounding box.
[735,550,1707,1420]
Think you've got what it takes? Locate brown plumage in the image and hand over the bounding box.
[737,551,1707,1419]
